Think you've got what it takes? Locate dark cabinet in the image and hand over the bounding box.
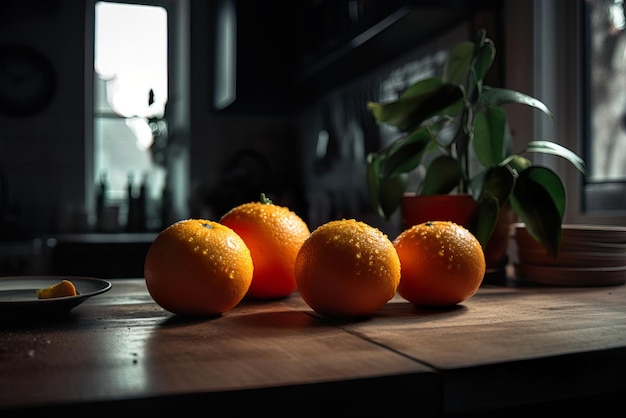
[213,0,503,115]
[212,0,299,114]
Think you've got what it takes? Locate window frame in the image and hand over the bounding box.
[579,0,626,214]
[515,0,626,226]
[85,0,189,227]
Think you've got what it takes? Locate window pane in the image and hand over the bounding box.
[585,0,626,211]
[95,1,167,118]
[93,1,168,224]
[94,117,165,201]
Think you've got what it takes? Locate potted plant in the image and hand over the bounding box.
[366,29,587,262]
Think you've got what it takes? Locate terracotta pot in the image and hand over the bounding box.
[401,193,478,230]
[401,193,515,281]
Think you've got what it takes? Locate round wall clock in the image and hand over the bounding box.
[0,44,57,117]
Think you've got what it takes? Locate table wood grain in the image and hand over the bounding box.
[0,279,439,416]
[2,279,626,416]
[325,286,626,415]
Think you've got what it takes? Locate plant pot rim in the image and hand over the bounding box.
[402,193,475,201]
[401,193,479,229]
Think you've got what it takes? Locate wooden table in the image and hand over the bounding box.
[1,278,626,417]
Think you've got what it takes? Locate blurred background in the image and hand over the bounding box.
[0,0,623,278]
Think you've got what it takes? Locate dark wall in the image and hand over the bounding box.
[0,0,87,238]
[187,0,306,223]
[0,0,303,238]
[0,0,503,242]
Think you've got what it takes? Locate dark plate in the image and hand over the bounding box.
[0,276,111,316]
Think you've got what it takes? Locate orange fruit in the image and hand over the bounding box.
[393,221,486,306]
[220,194,311,299]
[295,219,401,318]
[144,219,253,316]
[36,280,77,299]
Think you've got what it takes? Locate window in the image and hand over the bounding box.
[583,0,626,212]
[214,0,236,110]
[531,0,626,225]
[93,1,168,230]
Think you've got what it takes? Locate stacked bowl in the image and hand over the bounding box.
[513,223,626,286]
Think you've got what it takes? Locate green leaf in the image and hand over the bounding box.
[366,153,408,220]
[366,153,382,216]
[367,84,464,132]
[469,169,487,201]
[481,86,555,120]
[378,174,408,220]
[509,166,565,257]
[524,165,566,219]
[524,140,588,175]
[472,192,500,247]
[443,41,475,85]
[473,165,516,204]
[419,155,463,195]
[472,38,495,82]
[504,155,533,173]
[400,77,444,99]
[381,128,433,178]
[473,105,507,167]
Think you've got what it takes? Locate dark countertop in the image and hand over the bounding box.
[1,278,625,417]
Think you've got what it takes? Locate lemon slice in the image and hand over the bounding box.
[36,280,77,299]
